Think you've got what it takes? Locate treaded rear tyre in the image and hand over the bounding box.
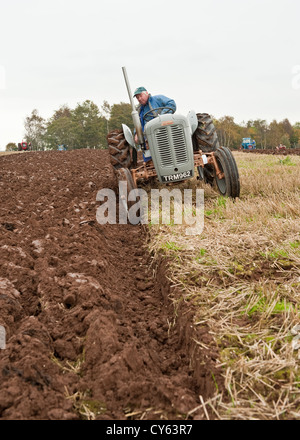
[193,113,219,186]
[192,113,220,153]
[107,129,133,170]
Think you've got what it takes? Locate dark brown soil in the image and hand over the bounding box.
[0,150,222,420]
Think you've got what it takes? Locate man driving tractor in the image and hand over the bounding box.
[133,86,176,143]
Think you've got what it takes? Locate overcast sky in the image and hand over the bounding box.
[0,0,299,150]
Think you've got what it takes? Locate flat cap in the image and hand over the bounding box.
[133,86,147,97]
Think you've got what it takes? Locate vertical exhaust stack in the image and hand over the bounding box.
[122,67,144,146]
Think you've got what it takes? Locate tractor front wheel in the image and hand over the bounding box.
[213,147,240,198]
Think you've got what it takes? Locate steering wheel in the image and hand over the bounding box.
[143,107,175,122]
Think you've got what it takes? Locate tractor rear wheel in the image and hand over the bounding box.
[107,129,135,170]
[193,113,220,185]
[192,113,220,153]
[213,147,240,198]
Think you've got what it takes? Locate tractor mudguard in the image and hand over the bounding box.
[122,124,136,150]
[187,110,198,135]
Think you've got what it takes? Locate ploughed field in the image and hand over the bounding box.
[0,150,221,420]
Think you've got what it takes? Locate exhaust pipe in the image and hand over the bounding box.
[122,67,144,146]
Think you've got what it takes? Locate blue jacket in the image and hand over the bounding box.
[139,94,176,130]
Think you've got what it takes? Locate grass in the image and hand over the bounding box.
[53,351,107,420]
[65,388,107,420]
[51,351,85,375]
[146,152,300,420]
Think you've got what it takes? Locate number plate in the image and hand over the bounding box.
[161,170,193,183]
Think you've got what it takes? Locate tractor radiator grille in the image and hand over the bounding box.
[155,124,188,167]
[171,125,188,164]
[155,127,173,167]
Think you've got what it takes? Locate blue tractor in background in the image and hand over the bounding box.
[57,144,67,151]
[241,138,256,150]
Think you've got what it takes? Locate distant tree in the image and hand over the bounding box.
[24,109,46,150]
[280,118,295,148]
[101,100,111,134]
[215,116,240,149]
[45,115,75,150]
[267,120,285,148]
[253,120,268,149]
[5,142,18,151]
[30,101,300,152]
[244,119,268,149]
[72,100,107,149]
[281,118,293,137]
[292,122,300,147]
[280,134,290,148]
[289,131,299,147]
[238,120,251,141]
[109,102,133,132]
[45,105,75,149]
[51,104,72,121]
[245,120,258,141]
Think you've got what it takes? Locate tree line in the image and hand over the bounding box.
[5,101,300,151]
[5,100,134,152]
[214,116,300,150]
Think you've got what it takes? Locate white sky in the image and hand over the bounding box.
[0,0,300,150]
